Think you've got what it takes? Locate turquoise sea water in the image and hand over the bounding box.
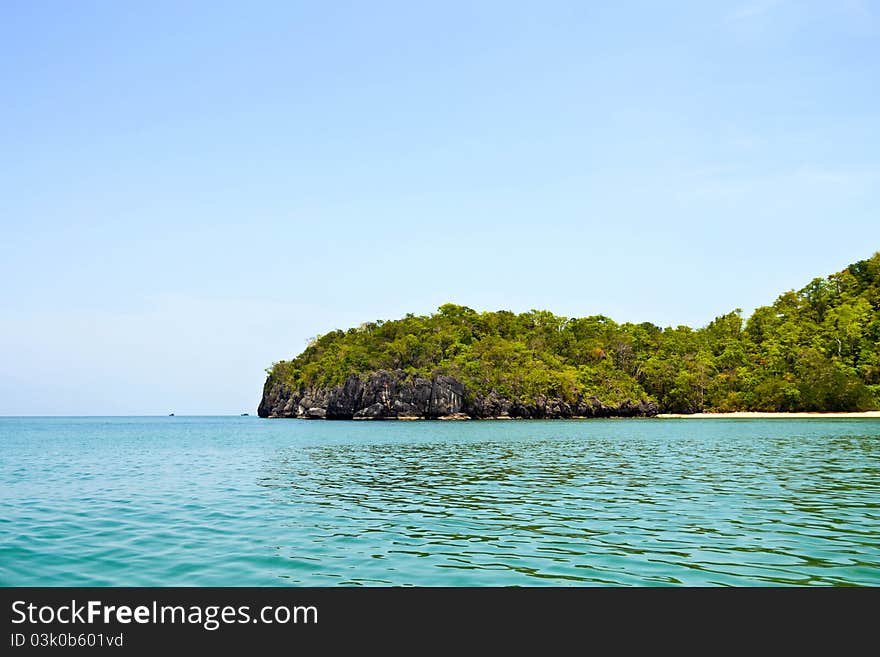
[1,416,878,586]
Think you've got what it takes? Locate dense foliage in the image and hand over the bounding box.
[266,253,880,413]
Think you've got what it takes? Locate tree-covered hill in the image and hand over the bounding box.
[259,252,880,418]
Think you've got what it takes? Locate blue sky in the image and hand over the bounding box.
[1,1,878,415]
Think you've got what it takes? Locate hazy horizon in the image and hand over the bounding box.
[2,1,878,415]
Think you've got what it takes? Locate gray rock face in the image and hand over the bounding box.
[258,369,658,420]
[259,370,466,420]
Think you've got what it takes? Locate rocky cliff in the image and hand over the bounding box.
[258,369,658,419]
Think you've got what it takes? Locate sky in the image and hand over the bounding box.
[1,1,878,415]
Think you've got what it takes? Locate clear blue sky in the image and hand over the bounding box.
[1,1,878,415]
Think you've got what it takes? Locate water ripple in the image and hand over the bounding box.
[1,417,878,585]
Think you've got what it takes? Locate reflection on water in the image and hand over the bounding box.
[1,417,878,585]
[256,427,880,586]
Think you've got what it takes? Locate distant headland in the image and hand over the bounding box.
[259,253,880,419]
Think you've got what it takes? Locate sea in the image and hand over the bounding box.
[1,416,878,586]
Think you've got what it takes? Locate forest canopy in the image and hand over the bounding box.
[265,253,880,413]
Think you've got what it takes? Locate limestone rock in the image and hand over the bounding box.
[258,369,657,420]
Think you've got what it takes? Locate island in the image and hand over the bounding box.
[259,252,880,419]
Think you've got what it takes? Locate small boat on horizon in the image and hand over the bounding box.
[240,413,249,416]
[168,413,175,417]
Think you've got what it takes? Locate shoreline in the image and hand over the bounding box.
[267,410,880,420]
[655,411,880,419]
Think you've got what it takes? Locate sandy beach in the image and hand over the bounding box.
[656,411,880,419]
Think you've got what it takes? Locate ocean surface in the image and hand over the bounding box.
[1,416,878,586]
